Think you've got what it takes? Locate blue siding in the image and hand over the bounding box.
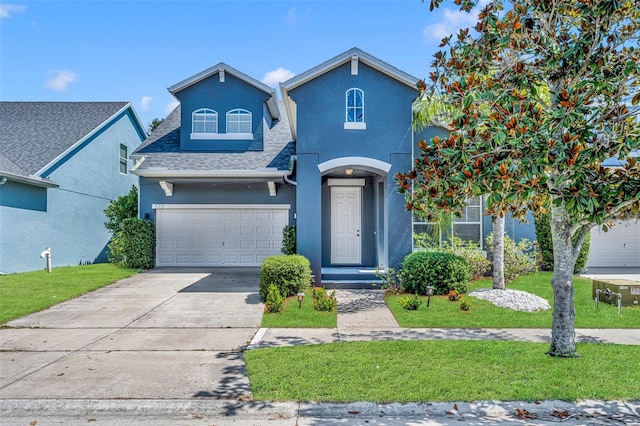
[139,177,296,224]
[290,62,418,277]
[0,112,142,274]
[175,73,269,151]
[0,181,47,211]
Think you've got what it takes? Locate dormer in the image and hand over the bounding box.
[168,63,280,152]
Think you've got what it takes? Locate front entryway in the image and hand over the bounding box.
[330,186,362,264]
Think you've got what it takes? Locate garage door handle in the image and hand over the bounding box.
[222,241,225,247]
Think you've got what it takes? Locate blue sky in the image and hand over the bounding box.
[0,1,481,128]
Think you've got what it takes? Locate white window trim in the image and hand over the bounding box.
[190,132,253,140]
[226,108,252,134]
[192,108,218,136]
[412,197,483,249]
[345,87,365,129]
[344,122,367,130]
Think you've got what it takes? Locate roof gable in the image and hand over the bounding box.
[0,102,145,177]
[168,62,280,120]
[280,48,419,140]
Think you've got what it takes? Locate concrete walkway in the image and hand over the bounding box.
[1,270,639,425]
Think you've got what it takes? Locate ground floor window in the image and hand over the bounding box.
[412,196,483,248]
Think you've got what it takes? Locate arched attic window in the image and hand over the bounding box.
[344,88,366,130]
[226,108,252,134]
[191,108,218,138]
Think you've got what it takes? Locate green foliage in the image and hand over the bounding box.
[485,233,536,282]
[414,234,490,280]
[399,294,423,310]
[259,255,311,301]
[147,118,164,134]
[108,218,155,269]
[460,297,472,311]
[265,284,285,313]
[401,251,469,295]
[104,186,138,235]
[374,267,404,295]
[312,287,337,312]
[534,209,591,273]
[281,225,297,255]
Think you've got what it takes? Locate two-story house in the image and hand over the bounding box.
[0,102,145,273]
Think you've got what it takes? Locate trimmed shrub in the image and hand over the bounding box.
[108,218,155,269]
[401,251,469,295]
[533,207,591,273]
[414,235,490,280]
[399,294,422,310]
[485,233,537,282]
[312,287,337,312]
[460,297,472,311]
[259,254,311,301]
[264,284,284,313]
[104,186,138,235]
[281,225,297,255]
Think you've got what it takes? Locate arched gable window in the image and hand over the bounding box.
[226,108,252,134]
[345,88,366,129]
[192,108,218,134]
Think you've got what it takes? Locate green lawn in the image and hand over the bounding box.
[245,340,640,402]
[0,264,139,324]
[261,289,337,328]
[387,272,640,328]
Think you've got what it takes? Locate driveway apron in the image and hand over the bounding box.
[0,268,263,400]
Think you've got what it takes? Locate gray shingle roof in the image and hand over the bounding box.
[0,102,130,177]
[132,101,294,173]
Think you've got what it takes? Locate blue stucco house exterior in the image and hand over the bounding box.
[132,48,542,284]
[0,102,145,274]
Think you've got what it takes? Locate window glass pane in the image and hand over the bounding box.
[119,159,127,174]
[355,106,364,122]
[355,89,362,106]
[347,90,355,107]
[193,122,205,133]
[347,109,355,122]
[453,223,481,245]
[119,144,127,159]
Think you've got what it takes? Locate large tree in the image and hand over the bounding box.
[398,0,640,356]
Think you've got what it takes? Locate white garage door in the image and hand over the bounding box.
[155,204,290,267]
[588,219,640,268]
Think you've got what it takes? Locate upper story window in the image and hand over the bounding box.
[191,108,218,138]
[119,144,128,174]
[226,108,252,134]
[344,88,366,130]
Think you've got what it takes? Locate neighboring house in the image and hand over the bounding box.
[0,102,146,274]
[131,47,636,284]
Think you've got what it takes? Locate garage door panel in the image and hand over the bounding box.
[588,220,640,268]
[156,206,289,267]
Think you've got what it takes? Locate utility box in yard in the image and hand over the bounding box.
[592,279,640,307]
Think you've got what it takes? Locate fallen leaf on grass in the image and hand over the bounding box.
[29,421,37,426]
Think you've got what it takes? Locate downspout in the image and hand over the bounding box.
[283,155,297,186]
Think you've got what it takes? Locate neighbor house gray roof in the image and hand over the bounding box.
[0,102,135,179]
[131,101,294,178]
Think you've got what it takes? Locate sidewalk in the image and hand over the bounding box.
[251,289,640,348]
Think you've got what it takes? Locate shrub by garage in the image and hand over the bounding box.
[401,251,469,295]
[260,254,312,301]
[108,218,155,269]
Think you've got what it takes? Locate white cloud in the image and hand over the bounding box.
[140,96,153,112]
[45,70,77,92]
[423,0,490,42]
[165,100,179,116]
[261,67,295,88]
[0,4,26,19]
[286,7,311,26]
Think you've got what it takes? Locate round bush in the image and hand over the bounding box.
[259,254,311,301]
[401,251,469,295]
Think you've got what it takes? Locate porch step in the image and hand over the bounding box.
[319,279,383,290]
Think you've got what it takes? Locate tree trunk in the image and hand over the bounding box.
[548,201,578,357]
[492,215,505,290]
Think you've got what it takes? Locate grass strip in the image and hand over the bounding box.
[261,289,337,328]
[387,272,640,328]
[0,264,139,324]
[245,340,640,402]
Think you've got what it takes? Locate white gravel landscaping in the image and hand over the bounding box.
[468,288,551,312]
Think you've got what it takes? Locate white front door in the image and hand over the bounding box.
[331,186,362,264]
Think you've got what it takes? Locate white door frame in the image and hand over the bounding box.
[330,185,362,264]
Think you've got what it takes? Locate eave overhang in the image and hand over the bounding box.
[0,171,59,188]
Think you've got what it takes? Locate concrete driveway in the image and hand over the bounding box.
[0,268,263,400]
